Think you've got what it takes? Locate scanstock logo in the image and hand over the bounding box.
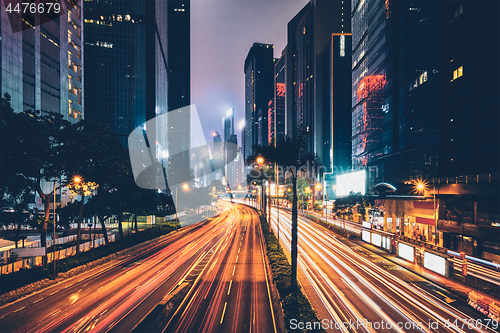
[128,105,238,225]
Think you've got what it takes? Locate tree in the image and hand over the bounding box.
[67,177,98,254]
[1,93,70,266]
[61,120,133,240]
[248,131,319,290]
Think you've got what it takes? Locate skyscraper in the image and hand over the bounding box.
[167,0,191,185]
[167,0,190,111]
[351,0,443,189]
[268,51,286,146]
[439,1,499,178]
[1,1,83,122]
[223,108,235,143]
[351,0,499,256]
[243,43,274,160]
[83,0,168,147]
[285,0,352,187]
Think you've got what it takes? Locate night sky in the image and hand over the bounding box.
[191,0,309,143]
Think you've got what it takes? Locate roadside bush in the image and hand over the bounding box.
[0,266,50,294]
[258,211,324,332]
[56,221,180,273]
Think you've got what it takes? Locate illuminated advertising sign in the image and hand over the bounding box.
[371,233,382,247]
[336,170,366,197]
[398,243,414,263]
[424,252,446,276]
[362,230,370,243]
[10,247,46,258]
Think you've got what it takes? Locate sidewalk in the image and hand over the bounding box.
[353,239,499,302]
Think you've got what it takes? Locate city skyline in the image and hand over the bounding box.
[1,1,499,332]
[191,0,308,142]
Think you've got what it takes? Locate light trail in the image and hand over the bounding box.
[270,209,498,333]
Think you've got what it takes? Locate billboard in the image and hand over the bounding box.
[371,233,382,247]
[336,170,366,197]
[398,243,414,262]
[424,252,447,276]
[10,247,46,258]
[362,230,371,243]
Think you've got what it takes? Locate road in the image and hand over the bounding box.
[292,208,500,288]
[270,209,499,333]
[165,203,277,333]
[0,202,274,333]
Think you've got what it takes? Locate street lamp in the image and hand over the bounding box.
[51,178,57,279]
[67,175,98,255]
[314,183,321,214]
[411,178,439,245]
[304,187,310,211]
[175,182,190,220]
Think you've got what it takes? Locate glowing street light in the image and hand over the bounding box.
[411,178,428,195]
[67,175,98,255]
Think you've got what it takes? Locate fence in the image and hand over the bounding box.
[0,234,116,275]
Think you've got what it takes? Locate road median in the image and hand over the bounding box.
[253,207,325,333]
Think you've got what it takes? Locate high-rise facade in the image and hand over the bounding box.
[285,0,352,187]
[167,0,190,111]
[351,0,441,190]
[83,0,168,147]
[352,0,499,257]
[223,108,235,142]
[439,1,499,178]
[1,1,83,122]
[268,52,286,146]
[243,43,274,160]
[167,0,191,185]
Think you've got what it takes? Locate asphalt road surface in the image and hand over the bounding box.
[270,209,499,333]
[0,201,276,333]
[165,203,276,333]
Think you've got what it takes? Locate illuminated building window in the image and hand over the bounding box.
[68,75,72,91]
[117,15,122,22]
[68,51,72,67]
[68,10,71,23]
[419,71,428,84]
[452,66,463,81]
[340,35,345,57]
[452,4,463,20]
[68,31,72,44]
[68,100,72,116]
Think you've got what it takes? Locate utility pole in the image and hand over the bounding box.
[53,180,56,279]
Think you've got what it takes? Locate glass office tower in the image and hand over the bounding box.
[1,0,83,122]
[83,0,168,147]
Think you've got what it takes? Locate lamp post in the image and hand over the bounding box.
[315,183,322,215]
[52,179,56,279]
[276,163,280,245]
[304,187,310,212]
[67,175,98,255]
[256,157,265,215]
[175,183,190,220]
[412,178,438,244]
